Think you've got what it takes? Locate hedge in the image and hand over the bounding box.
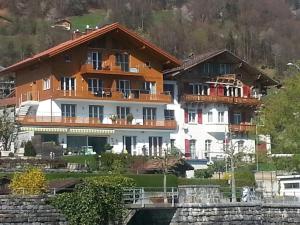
[126,174,178,188]
[178,178,228,187]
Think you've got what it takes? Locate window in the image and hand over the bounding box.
[203,63,211,74]
[144,82,156,94]
[163,83,175,99]
[164,110,175,120]
[61,104,76,117]
[220,64,231,74]
[92,51,102,70]
[190,140,196,159]
[43,78,50,90]
[89,105,103,121]
[218,112,224,123]
[149,136,163,157]
[208,111,213,123]
[188,108,196,123]
[143,107,157,120]
[170,139,175,149]
[64,55,71,63]
[237,140,244,152]
[190,83,209,96]
[116,53,129,72]
[233,113,242,124]
[284,183,300,189]
[123,136,137,155]
[118,80,131,98]
[88,78,103,93]
[205,140,212,159]
[61,77,75,91]
[117,106,130,119]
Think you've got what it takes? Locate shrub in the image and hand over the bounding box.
[194,166,214,179]
[51,175,135,225]
[9,167,47,195]
[8,152,14,157]
[24,141,36,157]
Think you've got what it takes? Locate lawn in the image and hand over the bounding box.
[68,9,107,31]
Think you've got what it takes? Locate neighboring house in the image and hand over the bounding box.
[0,23,180,156]
[51,19,71,31]
[164,50,278,166]
[256,172,300,199]
[277,174,300,198]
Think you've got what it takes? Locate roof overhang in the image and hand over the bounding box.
[0,23,181,75]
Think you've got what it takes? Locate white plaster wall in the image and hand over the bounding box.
[279,179,300,197]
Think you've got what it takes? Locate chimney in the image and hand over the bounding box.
[72,29,82,39]
[85,25,93,34]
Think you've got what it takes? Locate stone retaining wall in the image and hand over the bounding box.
[0,196,68,225]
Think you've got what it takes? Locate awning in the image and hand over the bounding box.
[20,127,115,135]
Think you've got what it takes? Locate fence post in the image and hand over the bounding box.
[133,188,136,204]
[141,188,144,208]
[22,188,25,196]
[171,187,174,207]
[53,188,56,196]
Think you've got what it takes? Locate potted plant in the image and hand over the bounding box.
[126,113,134,124]
[109,114,117,123]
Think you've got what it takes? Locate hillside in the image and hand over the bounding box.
[1,0,300,79]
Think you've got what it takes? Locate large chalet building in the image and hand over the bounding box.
[164,50,278,164]
[0,23,277,166]
[0,23,180,156]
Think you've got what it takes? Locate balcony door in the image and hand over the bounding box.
[89,105,103,122]
[116,53,129,72]
[144,82,156,94]
[143,107,156,121]
[61,77,76,91]
[88,78,103,93]
[149,136,163,157]
[92,51,102,70]
[233,113,242,124]
[61,104,76,117]
[118,80,131,98]
[116,106,130,119]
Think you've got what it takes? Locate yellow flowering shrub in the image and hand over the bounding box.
[9,167,47,195]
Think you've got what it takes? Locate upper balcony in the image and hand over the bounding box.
[181,95,260,107]
[229,123,256,133]
[81,49,149,77]
[17,116,177,130]
[52,89,172,104]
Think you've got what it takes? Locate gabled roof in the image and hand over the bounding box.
[164,49,279,86]
[0,23,181,75]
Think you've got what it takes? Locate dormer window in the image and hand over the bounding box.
[220,64,231,74]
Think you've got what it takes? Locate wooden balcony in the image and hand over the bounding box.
[181,94,260,107]
[52,89,172,104]
[229,124,256,133]
[17,116,177,130]
[81,63,146,76]
[0,97,16,107]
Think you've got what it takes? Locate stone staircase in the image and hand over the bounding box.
[0,196,68,224]
[16,101,39,116]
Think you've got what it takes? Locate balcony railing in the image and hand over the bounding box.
[53,89,172,103]
[81,63,147,76]
[17,116,177,130]
[0,97,16,107]
[181,94,260,107]
[229,124,256,133]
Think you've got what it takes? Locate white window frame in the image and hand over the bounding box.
[204,139,212,159]
[207,111,213,123]
[190,139,196,159]
[190,83,209,96]
[218,111,224,123]
[88,78,103,93]
[61,77,76,91]
[188,108,196,123]
[43,78,50,90]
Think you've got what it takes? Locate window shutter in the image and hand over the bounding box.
[243,85,250,98]
[184,109,188,123]
[185,139,190,158]
[210,84,215,96]
[217,84,224,96]
[197,109,203,124]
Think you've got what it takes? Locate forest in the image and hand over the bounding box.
[0,0,300,79]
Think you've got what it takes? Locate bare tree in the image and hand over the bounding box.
[0,107,19,154]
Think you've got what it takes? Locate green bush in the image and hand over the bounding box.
[235,169,256,187]
[51,175,135,225]
[194,167,214,179]
[24,141,36,157]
